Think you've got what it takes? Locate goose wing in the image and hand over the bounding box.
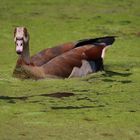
[30,36,115,67]
[42,45,104,78]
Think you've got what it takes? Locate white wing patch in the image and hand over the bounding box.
[69,60,93,78]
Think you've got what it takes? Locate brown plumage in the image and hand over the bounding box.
[13,27,115,79]
[30,42,78,66]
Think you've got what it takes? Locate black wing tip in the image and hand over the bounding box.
[101,36,116,45]
[75,36,117,47]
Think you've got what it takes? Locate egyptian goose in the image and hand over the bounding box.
[13,27,115,79]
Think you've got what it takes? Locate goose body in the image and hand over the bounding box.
[13,27,115,79]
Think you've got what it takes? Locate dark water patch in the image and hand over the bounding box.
[51,105,105,110]
[77,97,98,102]
[83,117,96,122]
[30,12,41,16]
[0,92,75,103]
[103,79,116,82]
[128,110,137,113]
[28,101,40,103]
[125,68,130,71]
[98,105,105,107]
[120,80,132,84]
[101,133,114,137]
[96,92,108,96]
[83,70,132,84]
[105,70,132,77]
[106,115,112,118]
[19,133,26,136]
[0,95,28,101]
[0,95,29,104]
[72,89,90,92]
[40,92,75,98]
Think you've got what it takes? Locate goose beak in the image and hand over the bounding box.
[16,50,22,55]
[16,46,23,55]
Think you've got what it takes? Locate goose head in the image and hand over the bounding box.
[14,27,29,55]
